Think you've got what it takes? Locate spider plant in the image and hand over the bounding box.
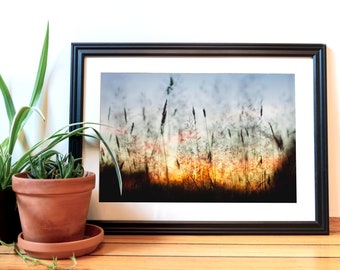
[26,151,85,179]
[0,23,122,193]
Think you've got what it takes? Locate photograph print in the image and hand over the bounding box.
[99,72,296,203]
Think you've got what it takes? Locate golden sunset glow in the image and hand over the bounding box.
[99,73,296,202]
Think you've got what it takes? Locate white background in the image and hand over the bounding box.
[0,0,338,217]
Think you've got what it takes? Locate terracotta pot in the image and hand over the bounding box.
[0,188,21,243]
[12,172,95,243]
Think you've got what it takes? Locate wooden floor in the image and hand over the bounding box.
[1,218,340,269]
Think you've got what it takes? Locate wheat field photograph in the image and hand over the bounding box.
[99,73,296,203]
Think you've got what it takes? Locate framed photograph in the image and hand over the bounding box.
[69,43,328,234]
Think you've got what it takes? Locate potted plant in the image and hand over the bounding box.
[12,151,96,243]
[0,23,122,245]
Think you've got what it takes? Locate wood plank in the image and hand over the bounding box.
[74,256,340,270]
[0,217,339,270]
[2,255,340,270]
[94,242,340,258]
[103,234,340,245]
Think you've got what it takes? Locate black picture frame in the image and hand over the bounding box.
[69,43,328,235]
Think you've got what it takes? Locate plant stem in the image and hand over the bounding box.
[0,240,77,270]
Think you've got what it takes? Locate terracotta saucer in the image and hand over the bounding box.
[17,224,104,259]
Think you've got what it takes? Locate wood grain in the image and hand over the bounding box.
[1,217,340,270]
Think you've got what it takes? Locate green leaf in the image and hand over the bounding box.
[0,74,16,125]
[8,121,122,194]
[91,128,123,195]
[29,22,49,107]
[8,106,45,156]
[0,22,52,189]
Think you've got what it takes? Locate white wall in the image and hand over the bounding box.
[1,0,339,216]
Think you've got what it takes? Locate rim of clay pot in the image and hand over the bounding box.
[12,171,95,195]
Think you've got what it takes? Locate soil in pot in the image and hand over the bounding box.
[0,188,21,243]
[12,172,95,243]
